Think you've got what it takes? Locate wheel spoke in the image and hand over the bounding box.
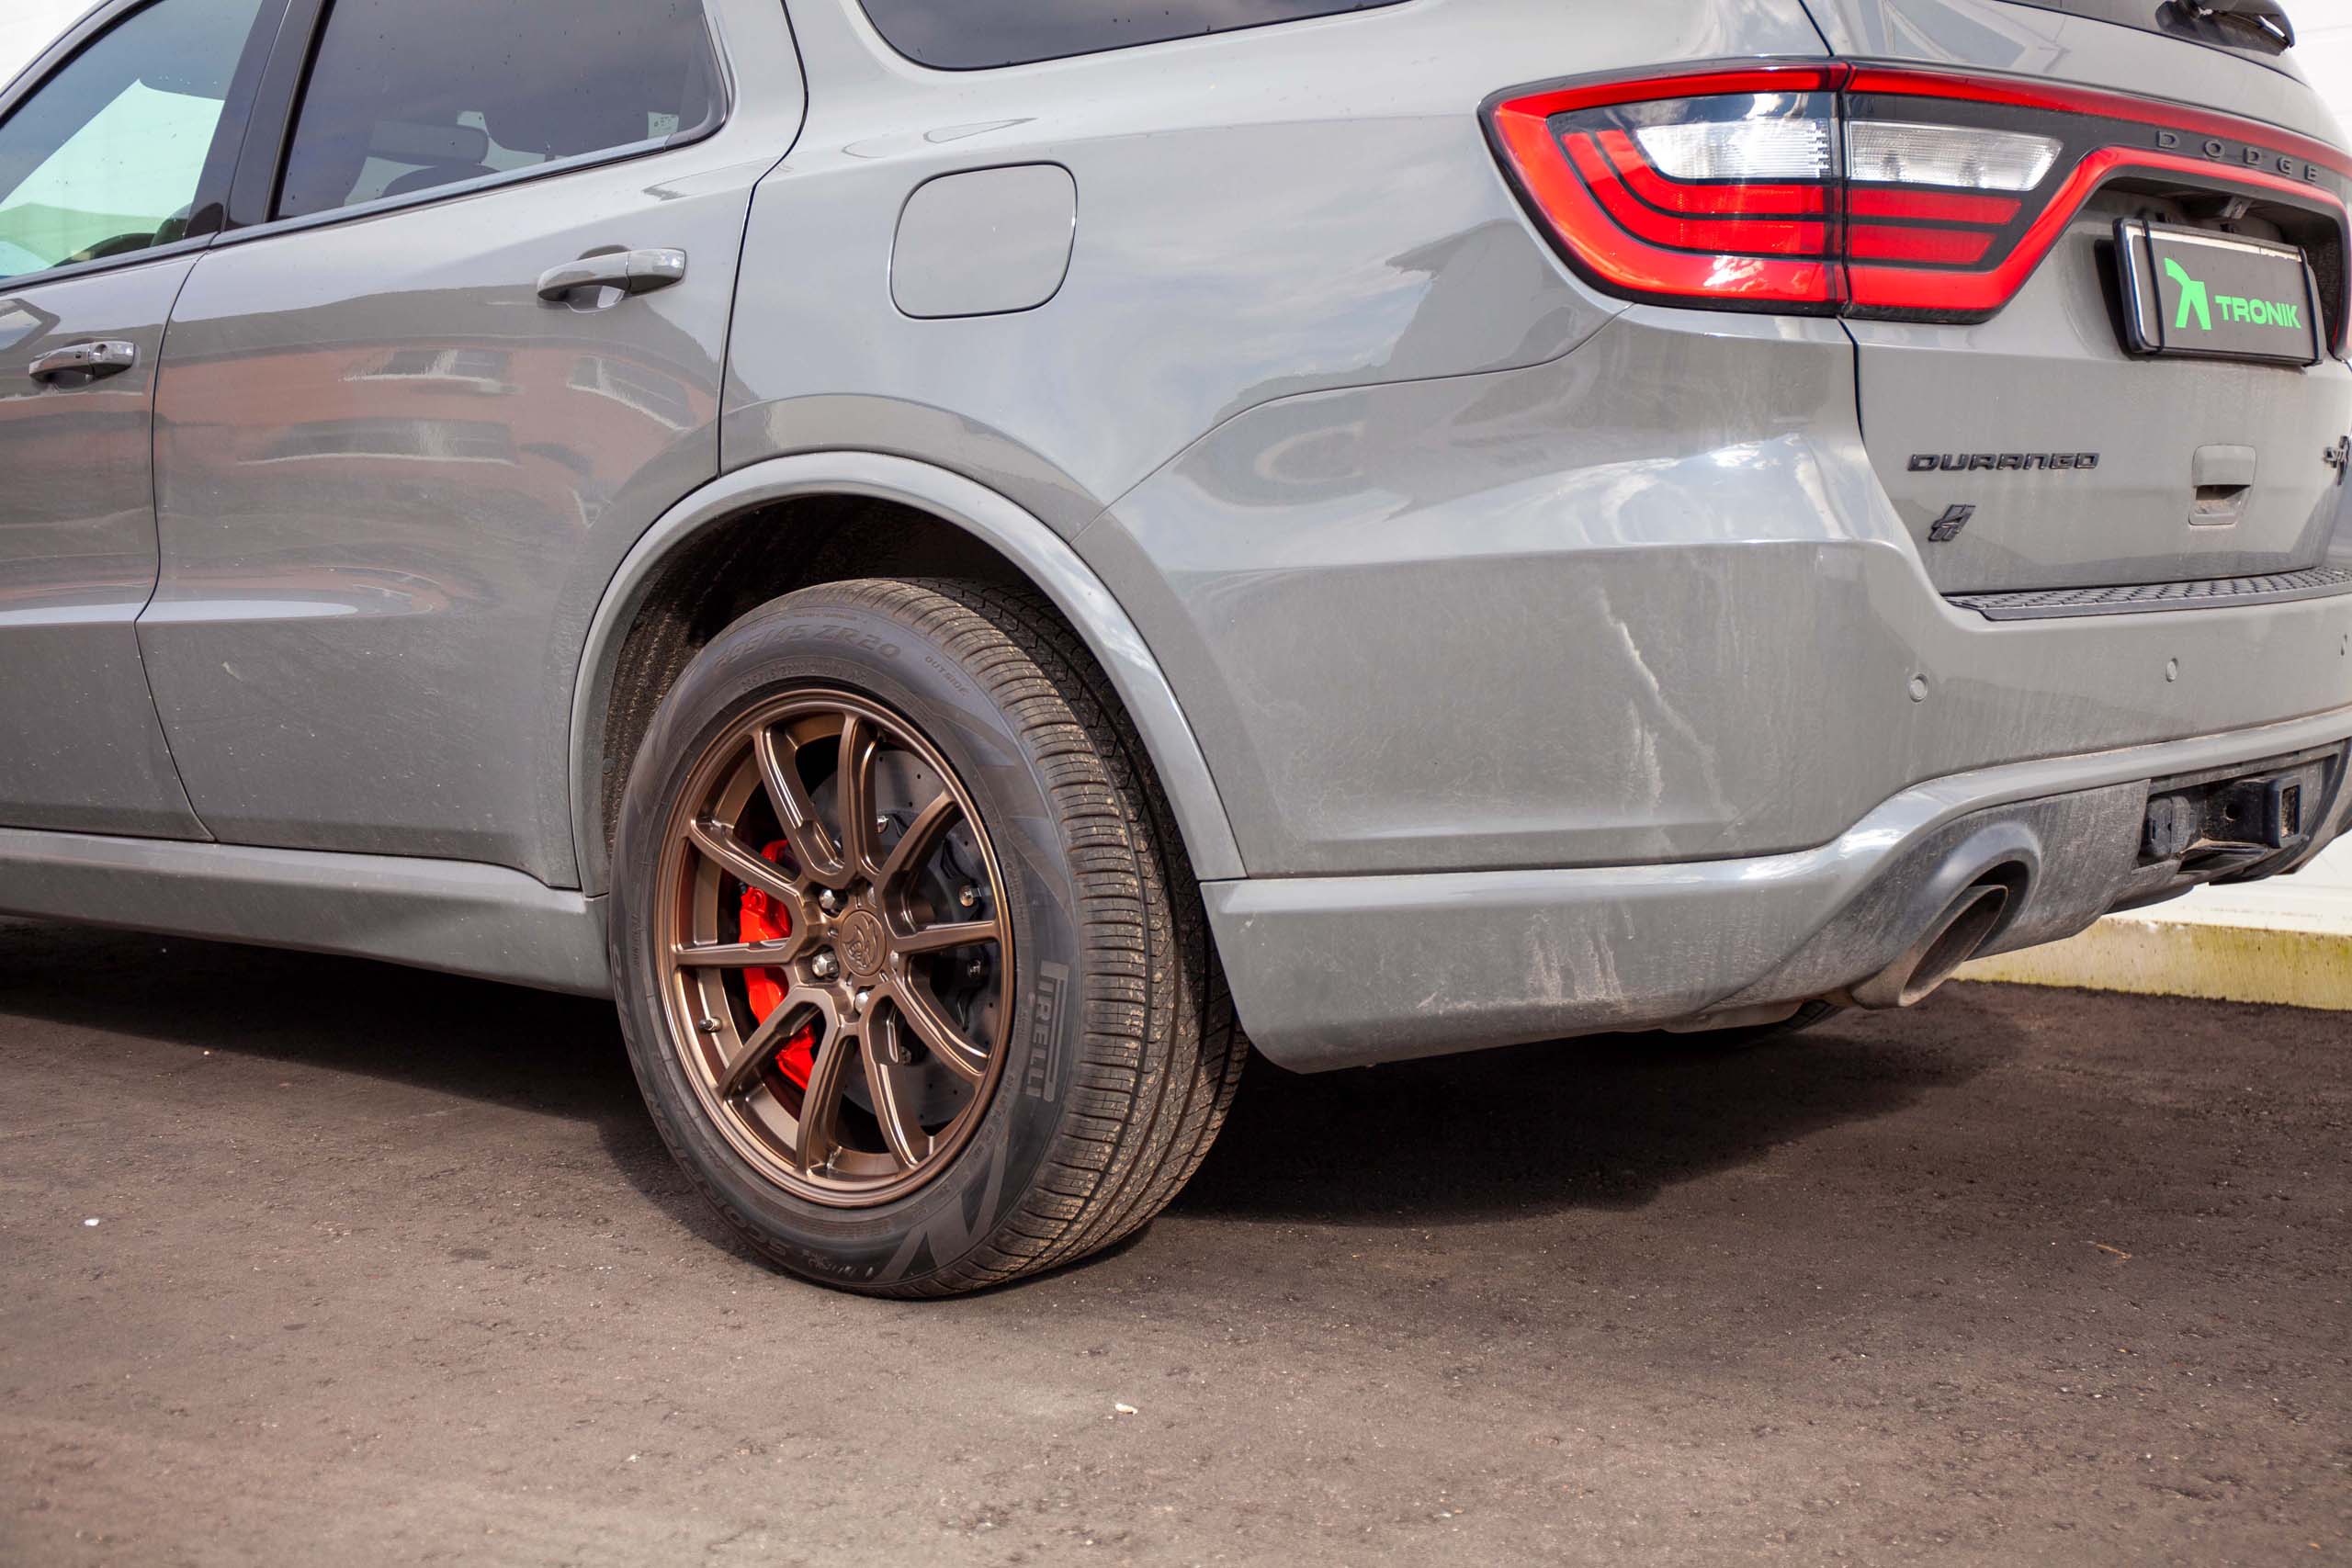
[717,1001,802,1097]
[892,919,999,955]
[755,724,847,888]
[887,979,989,1084]
[684,818,797,905]
[835,714,884,884]
[791,1023,856,1172]
[860,1018,931,1168]
[673,935,804,968]
[876,788,959,897]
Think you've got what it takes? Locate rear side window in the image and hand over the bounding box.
[857,0,1410,70]
[276,0,721,220]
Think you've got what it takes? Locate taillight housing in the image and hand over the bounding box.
[1485,62,2352,350]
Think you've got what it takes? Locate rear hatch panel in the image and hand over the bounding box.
[1805,0,2352,594]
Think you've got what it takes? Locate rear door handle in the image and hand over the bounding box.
[535,248,687,304]
[28,340,137,385]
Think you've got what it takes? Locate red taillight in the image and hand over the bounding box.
[1485,62,2352,344]
[1487,65,1845,310]
[1844,187,2018,227]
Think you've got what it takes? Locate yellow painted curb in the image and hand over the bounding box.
[1959,917,2352,1010]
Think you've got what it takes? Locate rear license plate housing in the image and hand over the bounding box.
[2116,219,2324,367]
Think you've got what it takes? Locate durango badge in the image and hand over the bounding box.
[1908,452,2099,472]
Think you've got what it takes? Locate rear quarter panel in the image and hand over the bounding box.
[1805,0,2352,594]
[722,0,1834,534]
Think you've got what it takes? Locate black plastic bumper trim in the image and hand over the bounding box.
[1950,565,2352,621]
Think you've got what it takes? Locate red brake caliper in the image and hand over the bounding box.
[739,841,818,1089]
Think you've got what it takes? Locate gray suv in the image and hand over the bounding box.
[3,0,2345,1294]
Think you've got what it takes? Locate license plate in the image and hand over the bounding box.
[2115,219,2323,367]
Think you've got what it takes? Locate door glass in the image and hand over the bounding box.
[277,0,720,220]
[0,0,269,281]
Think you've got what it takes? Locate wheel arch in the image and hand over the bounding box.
[567,452,1243,896]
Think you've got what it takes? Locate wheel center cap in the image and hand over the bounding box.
[836,908,888,980]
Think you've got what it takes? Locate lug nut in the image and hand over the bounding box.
[818,888,839,913]
[853,988,872,1018]
[811,952,839,979]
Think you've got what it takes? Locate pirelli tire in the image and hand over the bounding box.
[607,576,1247,1296]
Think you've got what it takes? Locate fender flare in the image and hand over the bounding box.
[567,451,1244,894]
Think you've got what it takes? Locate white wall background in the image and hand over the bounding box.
[2309,10,2352,125]
[3,1,94,83]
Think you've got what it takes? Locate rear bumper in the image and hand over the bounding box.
[1206,704,2352,1072]
[1088,289,2352,1066]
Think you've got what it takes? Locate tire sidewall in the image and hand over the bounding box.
[610,586,1087,1292]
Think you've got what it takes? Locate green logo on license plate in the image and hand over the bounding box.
[2163,256,2300,334]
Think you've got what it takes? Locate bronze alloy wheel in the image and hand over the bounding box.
[612,580,1248,1294]
[654,688,1011,1207]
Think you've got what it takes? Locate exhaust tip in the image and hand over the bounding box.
[1841,882,2013,1010]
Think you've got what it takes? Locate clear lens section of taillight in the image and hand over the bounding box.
[1632,114,1832,182]
[1845,120,2058,191]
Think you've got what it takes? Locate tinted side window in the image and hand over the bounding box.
[0,0,271,281]
[276,0,720,220]
[857,0,1411,70]
[1990,2,2293,62]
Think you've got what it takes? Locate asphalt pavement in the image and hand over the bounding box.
[2,918,2346,1566]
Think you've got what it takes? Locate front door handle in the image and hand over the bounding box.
[28,340,137,385]
[535,248,687,305]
